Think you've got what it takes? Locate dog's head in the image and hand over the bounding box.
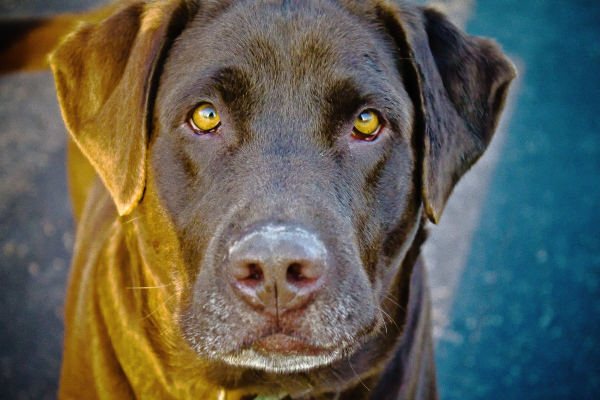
[51,0,514,392]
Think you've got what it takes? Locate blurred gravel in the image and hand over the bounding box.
[0,72,73,399]
[0,2,109,398]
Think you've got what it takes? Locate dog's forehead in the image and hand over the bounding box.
[170,0,397,94]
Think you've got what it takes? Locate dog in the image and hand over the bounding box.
[4,0,515,398]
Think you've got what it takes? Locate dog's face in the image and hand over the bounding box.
[50,0,515,391]
[150,0,418,373]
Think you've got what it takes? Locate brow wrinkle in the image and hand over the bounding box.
[321,77,363,147]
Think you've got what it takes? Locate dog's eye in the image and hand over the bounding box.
[190,103,221,133]
[352,110,380,141]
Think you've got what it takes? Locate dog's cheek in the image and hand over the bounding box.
[149,130,225,274]
[352,135,420,298]
[345,138,410,269]
[378,142,419,252]
[180,285,251,356]
[148,132,193,221]
[299,276,382,347]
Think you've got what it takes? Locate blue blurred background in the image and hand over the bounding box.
[0,0,598,398]
[431,1,600,399]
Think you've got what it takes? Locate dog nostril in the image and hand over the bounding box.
[246,263,263,281]
[287,262,308,283]
[235,262,264,287]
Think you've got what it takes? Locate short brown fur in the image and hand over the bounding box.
[2,1,515,398]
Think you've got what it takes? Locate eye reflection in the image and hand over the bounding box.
[190,103,221,133]
[352,110,380,141]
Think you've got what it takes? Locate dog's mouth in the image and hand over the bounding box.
[213,318,378,373]
[252,332,333,355]
[183,305,379,373]
[214,330,355,373]
[222,340,346,374]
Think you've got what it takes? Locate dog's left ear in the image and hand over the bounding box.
[49,0,198,215]
[379,3,516,223]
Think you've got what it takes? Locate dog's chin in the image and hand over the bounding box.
[219,333,352,373]
[221,347,345,373]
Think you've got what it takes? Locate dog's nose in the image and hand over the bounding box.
[227,225,327,314]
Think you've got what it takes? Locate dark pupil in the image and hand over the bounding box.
[202,108,216,119]
[359,112,372,122]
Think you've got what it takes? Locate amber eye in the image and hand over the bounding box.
[190,103,221,133]
[352,110,380,141]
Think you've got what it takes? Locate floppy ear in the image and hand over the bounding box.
[379,3,516,223]
[49,0,198,215]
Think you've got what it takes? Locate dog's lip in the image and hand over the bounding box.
[252,333,329,355]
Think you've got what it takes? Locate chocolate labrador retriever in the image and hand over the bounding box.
[41,0,516,398]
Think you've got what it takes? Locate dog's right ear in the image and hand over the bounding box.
[49,0,199,215]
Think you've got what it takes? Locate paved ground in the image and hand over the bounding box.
[435,1,600,399]
[0,0,598,399]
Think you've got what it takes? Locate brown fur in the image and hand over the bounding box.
[3,1,515,398]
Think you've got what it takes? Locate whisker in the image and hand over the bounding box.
[383,291,407,312]
[378,305,401,333]
[376,308,388,334]
[159,326,173,336]
[127,284,173,290]
[122,216,142,224]
[330,368,346,386]
[139,293,176,321]
[251,370,273,384]
[348,358,370,392]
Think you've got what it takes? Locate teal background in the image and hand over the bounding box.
[434,0,600,399]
